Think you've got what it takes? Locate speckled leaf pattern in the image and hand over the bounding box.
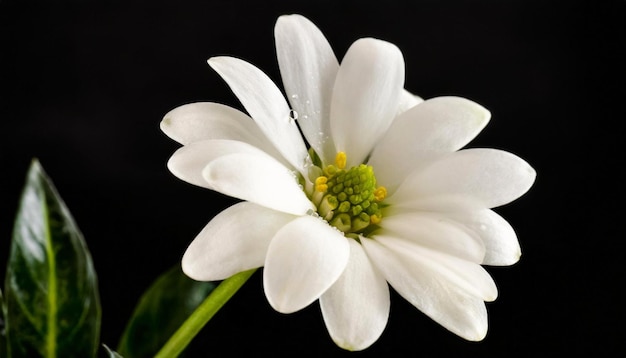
[117,265,216,358]
[4,160,101,357]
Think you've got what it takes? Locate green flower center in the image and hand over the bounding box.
[309,151,386,238]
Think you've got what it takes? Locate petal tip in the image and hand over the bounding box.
[275,13,301,24]
[459,317,489,342]
[450,96,492,128]
[468,328,488,342]
[331,334,378,352]
[207,56,228,69]
[181,253,202,281]
[352,37,402,58]
[489,247,522,266]
[527,165,538,184]
[160,116,173,135]
[334,341,366,352]
[268,299,298,314]
[513,247,522,264]
[485,289,499,303]
[263,277,306,314]
[517,160,537,198]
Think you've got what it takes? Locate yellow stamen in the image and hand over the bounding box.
[335,152,347,170]
[308,149,385,236]
[374,186,387,201]
[315,176,328,192]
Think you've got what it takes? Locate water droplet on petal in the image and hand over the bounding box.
[289,109,299,123]
[291,94,299,99]
[306,209,321,218]
[302,114,308,119]
[303,156,313,169]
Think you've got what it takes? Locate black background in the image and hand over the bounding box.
[1,1,624,356]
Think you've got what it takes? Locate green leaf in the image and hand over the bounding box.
[101,344,123,358]
[4,159,101,357]
[1,289,6,358]
[117,265,216,358]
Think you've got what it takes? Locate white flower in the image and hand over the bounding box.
[161,14,535,351]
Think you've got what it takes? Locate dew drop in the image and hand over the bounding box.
[306,208,321,219]
[302,114,308,119]
[305,99,311,105]
[291,94,299,99]
[289,109,299,123]
[303,156,313,169]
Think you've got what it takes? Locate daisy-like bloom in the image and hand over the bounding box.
[162,14,535,351]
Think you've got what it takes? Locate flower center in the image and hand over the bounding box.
[310,152,386,237]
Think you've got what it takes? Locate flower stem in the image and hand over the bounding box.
[154,268,257,358]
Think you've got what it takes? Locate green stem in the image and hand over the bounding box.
[154,269,257,358]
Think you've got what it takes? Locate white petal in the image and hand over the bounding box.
[396,89,424,116]
[330,38,405,166]
[369,97,491,193]
[208,56,308,172]
[160,102,257,145]
[182,202,296,281]
[320,239,390,351]
[160,102,287,164]
[275,14,339,165]
[388,148,536,210]
[362,237,491,341]
[379,211,485,263]
[202,151,314,215]
[373,235,497,301]
[167,139,265,189]
[264,216,350,313]
[446,209,522,266]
